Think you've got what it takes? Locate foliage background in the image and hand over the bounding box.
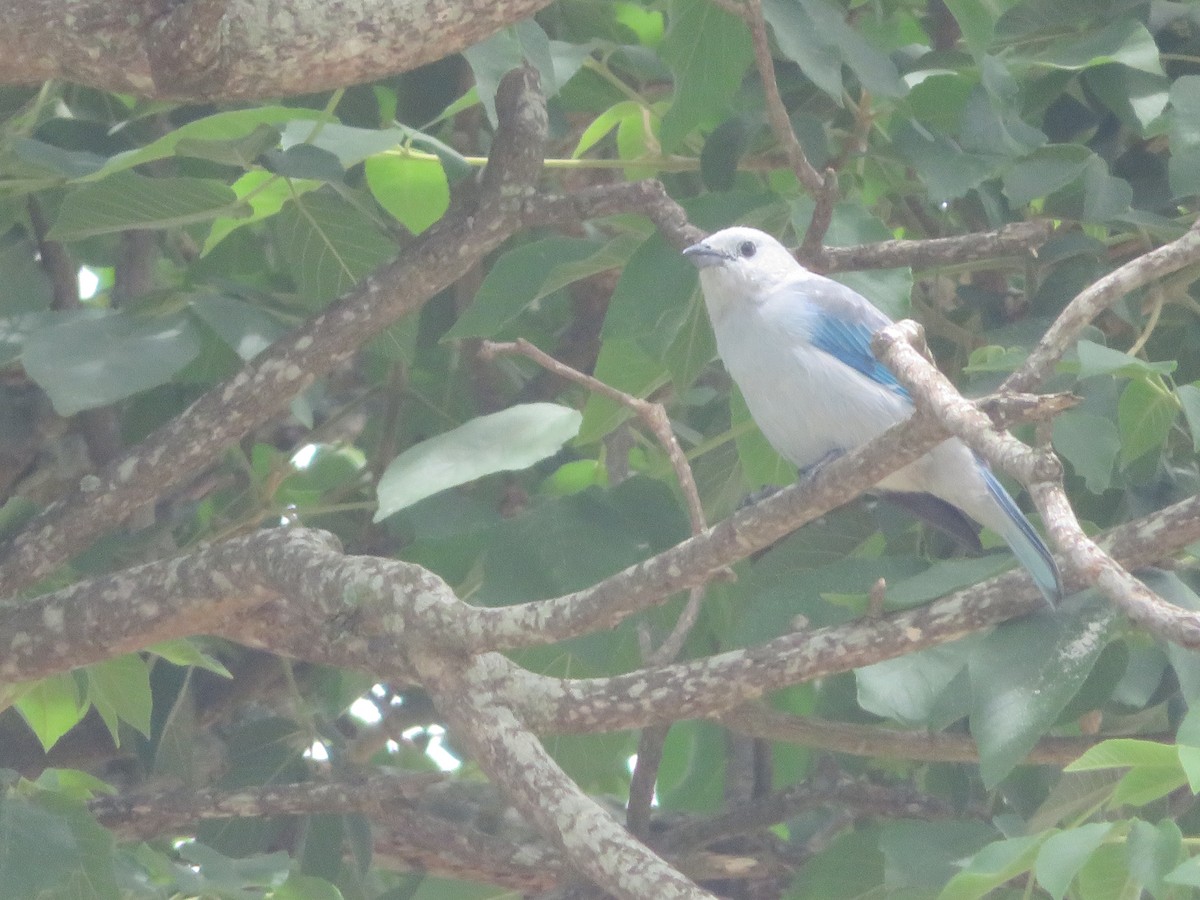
[3,0,1200,897]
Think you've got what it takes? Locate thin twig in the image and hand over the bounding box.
[480,338,707,536]
[1005,218,1200,393]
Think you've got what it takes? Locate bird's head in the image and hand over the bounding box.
[683,227,801,318]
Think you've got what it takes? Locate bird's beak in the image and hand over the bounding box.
[683,242,728,269]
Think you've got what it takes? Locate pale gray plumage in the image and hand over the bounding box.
[685,226,1061,603]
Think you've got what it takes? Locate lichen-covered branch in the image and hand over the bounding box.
[4,0,557,101]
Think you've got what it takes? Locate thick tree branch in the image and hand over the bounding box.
[656,772,960,855]
[411,648,719,900]
[4,0,557,101]
[501,490,1200,734]
[90,770,444,840]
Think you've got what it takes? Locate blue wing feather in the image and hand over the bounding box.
[809,311,909,398]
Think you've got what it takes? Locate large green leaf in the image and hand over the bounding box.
[375,403,583,520]
[1117,376,1177,466]
[0,786,118,899]
[274,190,398,305]
[1169,76,1200,198]
[969,602,1118,787]
[22,309,204,416]
[443,236,604,340]
[49,172,238,239]
[1025,18,1164,75]
[14,674,86,752]
[660,0,753,151]
[1052,410,1121,493]
[365,153,450,235]
[84,106,323,180]
[1034,823,1115,900]
[85,655,153,746]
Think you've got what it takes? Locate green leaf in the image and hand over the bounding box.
[260,144,345,181]
[969,602,1118,787]
[938,833,1044,900]
[1169,76,1200,198]
[298,814,345,883]
[365,154,450,235]
[271,873,345,900]
[602,233,696,356]
[879,820,997,893]
[147,639,233,677]
[0,786,118,899]
[659,0,753,152]
[85,655,153,746]
[84,106,323,180]
[1081,155,1134,222]
[1178,384,1200,452]
[857,642,972,726]
[1034,823,1115,900]
[274,190,398,305]
[14,675,85,752]
[784,825,886,898]
[892,119,1003,202]
[761,0,844,98]
[1117,376,1177,466]
[1027,18,1164,75]
[443,237,603,340]
[1066,738,1188,806]
[190,293,286,361]
[22,309,204,416]
[1167,853,1200,887]
[772,0,904,99]
[947,0,1019,56]
[1075,339,1176,378]
[1126,818,1183,897]
[1052,410,1121,493]
[700,115,756,191]
[202,170,321,255]
[462,22,590,125]
[375,403,583,519]
[1078,842,1136,899]
[49,172,238,239]
[1084,66,1170,136]
[173,122,282,167]
[577,338,666,443]
[573,100,643,158]
[1002,144,1092,205]
[1067,737,1181,772]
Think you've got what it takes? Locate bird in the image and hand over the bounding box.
[683,226,1062,604]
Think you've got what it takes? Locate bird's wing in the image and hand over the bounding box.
[775,277,909,398]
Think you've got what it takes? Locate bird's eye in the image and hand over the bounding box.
[738,241,757,258]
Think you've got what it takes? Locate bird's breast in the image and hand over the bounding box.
[715,309,911,471]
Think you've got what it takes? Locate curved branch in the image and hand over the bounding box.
[1005,218,1200,393]
[4,0,557,101]
[718,705,1143,766]
[412,648,719,900]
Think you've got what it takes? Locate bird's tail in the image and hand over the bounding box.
[980,467,1062,604]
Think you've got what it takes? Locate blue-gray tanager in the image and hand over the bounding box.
[684,226,1061,603]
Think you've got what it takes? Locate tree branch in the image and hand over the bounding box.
[4,0,558,101]
[718,705,1146,766]
[1005,218,1200,393]
[411,647,719,900]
